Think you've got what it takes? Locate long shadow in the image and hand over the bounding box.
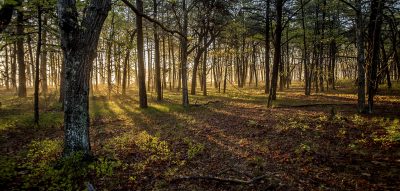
[171,98,400,190]
[88,91,400,190]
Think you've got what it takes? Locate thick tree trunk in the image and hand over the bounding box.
[58,0,111,156]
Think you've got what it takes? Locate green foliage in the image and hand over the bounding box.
[0,156,17,186]
[136,131,171,160]
[373,119,400,144]
[22,151,89,190]
[247,156,265,171]
[25,139,62,163]
[184,138,204,159]
[246,119,258,127]
[295,143,312,155]
[0,111,62,131]
[89,158,121,177]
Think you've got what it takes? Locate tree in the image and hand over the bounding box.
[366,0,385,113]
[40,17,48,95]
[16,7,26,97]
[34,5,42,125]
[355,0,366,113]
[264,0,271,94]
[57,0,111,156]
[268,0,283,107]
[122,30,136,95]
[136,0,148,108]
[0,0,22,33]
[154,0,162,101]
[180,0,189,107]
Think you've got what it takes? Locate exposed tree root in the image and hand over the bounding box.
[172,173,272,184]
[191,100,222,107]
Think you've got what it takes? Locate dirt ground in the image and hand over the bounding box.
[1,84,399,190]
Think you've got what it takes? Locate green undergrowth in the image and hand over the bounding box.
[1,138,123,190]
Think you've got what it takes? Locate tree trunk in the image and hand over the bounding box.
[170,36,176,89]
[4,45,9,89]
[366,0,384,114]
[122,31,135,95]
[153,0,162,101]
[40,17,48,95]
[267,0,282,107]
[181,0,189,107]
[191,49,202,95]
[34,6,42,125]
[28,35,35,87]
[162,36,167,89]
[355,0,366,113]
[202,37,207,96]
[106,12,115,99]
[136,0,148,108]
[301,0,310,95]
[58,0,111,156]
[17,10,26,97]
[11,42,16,90]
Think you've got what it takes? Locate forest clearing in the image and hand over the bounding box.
[1,82,399,190]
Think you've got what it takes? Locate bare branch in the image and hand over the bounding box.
[121,0,185,38]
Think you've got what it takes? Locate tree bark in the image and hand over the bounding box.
[34,6,42,125]
[106,12,115,99]
[354,0,366,113]
[4,45,9,89]
[267,0,283,107]
[181,0,189,107]
[11,42,16,90]
[366,0,384,114]
[40,17,48,95]
[136,0,148,108]
[17,10,26,97]
[202,36,208,96]
[58,0,111,156]
[154,0,162,101]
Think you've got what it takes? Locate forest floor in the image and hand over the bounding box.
[1,81,400,191]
